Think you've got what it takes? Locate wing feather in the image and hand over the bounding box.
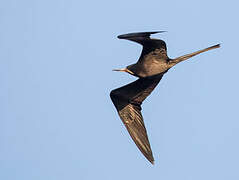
[110,73,164,164]
[117,31,168,63]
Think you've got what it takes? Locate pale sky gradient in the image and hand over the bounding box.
[1,0,239,180]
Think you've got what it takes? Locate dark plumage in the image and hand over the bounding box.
[110,31,220,164]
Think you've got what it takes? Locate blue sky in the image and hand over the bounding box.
[1,0,239,179]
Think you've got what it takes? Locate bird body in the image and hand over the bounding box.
[126,48,169,78]
[110,31,220,164]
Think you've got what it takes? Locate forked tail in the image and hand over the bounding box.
[168,44,220,67]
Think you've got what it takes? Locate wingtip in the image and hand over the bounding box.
[146,154,155,165]
[213,43,221,48]
[207,43,221,50]
[117,34,125,39]
[150,160,155,165]
[117,31,166,39]
[155,30,167,34]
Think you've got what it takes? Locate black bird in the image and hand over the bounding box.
[110,31,220,164]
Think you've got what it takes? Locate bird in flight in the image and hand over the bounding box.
[110,31,220,164]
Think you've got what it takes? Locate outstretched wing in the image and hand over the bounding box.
[117,31,168,62]
[168,44,221,67]
[117,31,165,40]
[110,73,164,164]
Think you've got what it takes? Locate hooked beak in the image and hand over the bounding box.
[113,68,134,75]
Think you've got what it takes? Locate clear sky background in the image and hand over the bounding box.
[1,0,238,179]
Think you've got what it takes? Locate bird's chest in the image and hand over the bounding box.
[138,57,169,77]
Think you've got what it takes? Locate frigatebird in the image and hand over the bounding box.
[110,31,220,164]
